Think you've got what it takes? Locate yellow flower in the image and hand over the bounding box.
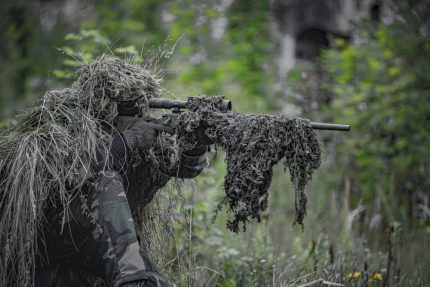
[372,273,383,281]
[346,272,361,280]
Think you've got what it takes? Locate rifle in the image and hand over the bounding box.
[148,97,350,133]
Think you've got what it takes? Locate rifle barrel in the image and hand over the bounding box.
[310,122,350,131]
[149,98,350,131]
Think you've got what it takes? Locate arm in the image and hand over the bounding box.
[91,118,160,174]
[94,116,209,179]
[169,144,208,179]
[134,115,209,179]
[99,121,208,180]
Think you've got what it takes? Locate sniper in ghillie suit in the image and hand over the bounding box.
[0,56,348,287]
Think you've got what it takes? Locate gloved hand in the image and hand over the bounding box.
[121,117,162,153]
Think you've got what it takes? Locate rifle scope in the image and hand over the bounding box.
[148,97,232,111]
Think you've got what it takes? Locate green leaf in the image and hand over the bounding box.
[206,8,219,18]
[53,69,74,79]
[65,33,80,41]
[115,45,139,55]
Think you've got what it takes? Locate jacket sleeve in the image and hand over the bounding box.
[94,133,208,179]
[168,145,208,179]
[92,134,129,174]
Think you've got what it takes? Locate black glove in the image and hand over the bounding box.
[122,118,161,153]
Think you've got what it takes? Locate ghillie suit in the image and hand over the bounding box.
[177,96,321,232]
[0,57,206,287]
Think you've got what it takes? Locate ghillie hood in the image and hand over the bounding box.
[0,57,162,286]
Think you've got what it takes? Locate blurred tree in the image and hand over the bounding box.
[82,0,167,48]
[0,0,68,118]
[165,0,275,112]
[290,0,430,236]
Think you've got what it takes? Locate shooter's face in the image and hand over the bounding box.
[114,99,143,132]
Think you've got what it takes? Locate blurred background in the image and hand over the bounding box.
[1,0,429,286]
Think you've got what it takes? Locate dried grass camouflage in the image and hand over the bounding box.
[0,56,162,286]
[177,96,321,232]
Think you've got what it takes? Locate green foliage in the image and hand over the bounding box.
[287,1,430,284]
[320,13,430,217]
[0,0,67,118]
[2,0,429,285]
[53,29,110,79]
[83,0,167,47]
[165,0,274,112]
